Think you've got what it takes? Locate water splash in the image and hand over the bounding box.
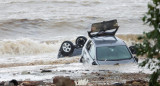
[0,38,55,56]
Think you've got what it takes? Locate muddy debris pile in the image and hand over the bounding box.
[0,76,75,86]
[1,77,160,86]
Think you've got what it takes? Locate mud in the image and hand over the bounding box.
[0,71,151,86]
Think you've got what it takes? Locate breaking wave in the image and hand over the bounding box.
[0,38,57,56]
[0,34,142,56]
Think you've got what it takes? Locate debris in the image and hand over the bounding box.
[20,81,44,86]
[21,71,30,75]
[4,79,18,86]
[41,69,52,73]
[112,83,123,86]
[125,80,149,86]
[75,78,89,85]
[99,77,105,80]
[53,76,75,86]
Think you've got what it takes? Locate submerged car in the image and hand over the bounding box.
[58,19,138,65]
[80,36,138,65]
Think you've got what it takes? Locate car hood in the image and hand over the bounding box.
[96,58,136,65]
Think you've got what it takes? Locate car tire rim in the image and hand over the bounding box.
[62,43,71,52]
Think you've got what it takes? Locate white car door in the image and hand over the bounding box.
[83,41,96,64]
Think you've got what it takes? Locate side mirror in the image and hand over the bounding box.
[134,56,138,62]
[129,46,136,54]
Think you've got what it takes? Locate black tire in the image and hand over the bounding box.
[75,36,87,48]
[60,41,75,56]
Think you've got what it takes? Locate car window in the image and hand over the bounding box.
[88,42,95,59]
[96,45,131,61]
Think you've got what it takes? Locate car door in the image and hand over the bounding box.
[83,40,96,64]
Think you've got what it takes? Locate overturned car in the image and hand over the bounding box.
[58,19,138,65]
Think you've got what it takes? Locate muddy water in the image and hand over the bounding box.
[0,0,151,63]
[0,0,154,83]
[0,56,152,82]
[0,0,152,40]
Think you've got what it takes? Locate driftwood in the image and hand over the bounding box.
[91,19,119,32]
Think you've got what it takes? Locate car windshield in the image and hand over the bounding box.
[96,45,131,61]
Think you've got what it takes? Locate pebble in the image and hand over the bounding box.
[21,71,30,75]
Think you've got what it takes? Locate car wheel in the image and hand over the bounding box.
[75,36,87,48]
[60,41,75,56]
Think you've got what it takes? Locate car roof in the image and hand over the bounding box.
[91,36,126,47]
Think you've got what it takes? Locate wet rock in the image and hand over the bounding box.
[20,81,44,86]
[126,80,133,84]
[132,81,140,86]
[114,63,119,65]
[99,77,105,80]
[99,70,105,71]
[112,83,123,86]
[41,69,52,73]
[21,71,30,75]
[126,80,149,86]
[60,70,66,72]
[85,70,89,71]
[4,79,18,86]
[53,76,75,86]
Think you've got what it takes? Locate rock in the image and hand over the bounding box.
[126,80,133,84]
[41,69,52,73]
[99,77,105,80]
[132,81,140,86]
[21,71,30,75]
[20,81,44,86]
[60,70,66,72]
[112,83,123,86]
[4,79,18,86]
[53,76,75,86]
[126,80,149,86]
[85,70,89,71]
[99,70,105,71]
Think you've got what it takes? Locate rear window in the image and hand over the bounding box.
[96,45,131,61]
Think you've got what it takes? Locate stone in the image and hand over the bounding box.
[20,81,44,86]
[4,79,19,86]
[21,71,30,75]
[132,81,140,86]
[41,69,52,73]
[53,76,75,86]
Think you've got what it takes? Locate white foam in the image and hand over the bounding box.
[0,38,56,56]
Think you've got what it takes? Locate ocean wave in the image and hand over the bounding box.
[79,0,101,6]
[0,19,45,25]
[0,0,77,4]
[0,38,57,56]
